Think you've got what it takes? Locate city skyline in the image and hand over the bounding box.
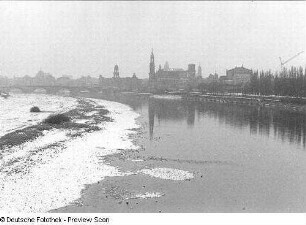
[0,1,305,78]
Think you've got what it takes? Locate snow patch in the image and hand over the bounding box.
[140,168,194,181]
[131,192,164,199]
[86,111,99,116]
[152,95,182,100]
[130,159,144,162]
[74,119,92,124]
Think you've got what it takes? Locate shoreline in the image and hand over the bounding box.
[51,93,306,213]
[182,93,306,114]
[50,95,249,213]
[80,91,306,115]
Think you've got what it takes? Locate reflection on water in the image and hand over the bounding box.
[148,99,196,139]
[98,94,306,149]
[95,94,306,211]
[148,101,154,140]
[147,99,306,148]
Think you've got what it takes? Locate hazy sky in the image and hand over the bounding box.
[0,1,305,78]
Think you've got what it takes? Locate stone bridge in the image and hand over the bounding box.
[0,85,104,96]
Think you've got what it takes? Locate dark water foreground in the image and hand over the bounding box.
[57,93,306,212]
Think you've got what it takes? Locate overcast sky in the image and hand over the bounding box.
[0,1,305,78]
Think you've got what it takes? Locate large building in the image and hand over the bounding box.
[32,70,56,86]
[149,50,198,91]
[154,67,189,90]
[99,65,142,91]
[207,73,219,83]
[225,65,252,84]
[56,75,73,86]
[74,76,99,87]
[187,64,196,79]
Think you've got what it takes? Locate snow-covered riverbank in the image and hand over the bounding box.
[0,94,78,137]
[0,94,140,213]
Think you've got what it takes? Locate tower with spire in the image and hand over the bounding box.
[113,64,119,78]
[197,64,202,78]
[164,61,169,71]
[149,49,155,82]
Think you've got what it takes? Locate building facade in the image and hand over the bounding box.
[99,64,142,91]
[226,66,252,85]
[32,70,56,86]
[148,51,198,91]
[197,65,202,78]
[154,67,189,90]
[56,76,73,86]
[187,64,196,79]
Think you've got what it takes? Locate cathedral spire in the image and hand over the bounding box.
[198,64,202,77]
[149,49,155,81]
[113,64,119,78]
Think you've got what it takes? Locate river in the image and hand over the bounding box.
[101,94,306,212]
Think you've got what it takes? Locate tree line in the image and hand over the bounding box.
[199,66,306,98]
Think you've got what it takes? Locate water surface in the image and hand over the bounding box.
[110,95,306,212]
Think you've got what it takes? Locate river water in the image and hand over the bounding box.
[109,94,306,212]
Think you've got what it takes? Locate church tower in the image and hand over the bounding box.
[149,49,155,81]
[164,61,169,71]
[198,64,202,78]
[113,65,119,78]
